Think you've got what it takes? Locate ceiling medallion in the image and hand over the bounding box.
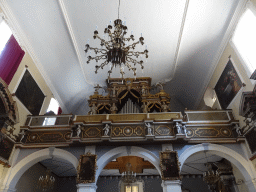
[84,0,148,79]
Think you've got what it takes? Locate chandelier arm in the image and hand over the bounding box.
[107,31,116,43]
[126,57,143,68]
[91,55,107,62]
[126,41,140,50]
[89,47,108,55]
[94,35,112,50]
[95,60,109,73]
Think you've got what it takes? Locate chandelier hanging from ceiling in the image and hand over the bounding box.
[121,163,137,185]
[37,169,55,191]
[84,0,148,79]
[203,152,221,192]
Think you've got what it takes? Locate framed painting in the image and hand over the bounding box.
[160,151,181,180]
[215,59,243,109]
[15,69,45,115]
[77,152,97,183]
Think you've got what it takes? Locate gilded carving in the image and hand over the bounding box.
[112,127,122,137]
[111,125,145,137]
[155,125,173,136]
[84,127,101,138]
[195,128,220,137]
[87,77,171,114]
[123,126,133,136]
[39,133,63,142]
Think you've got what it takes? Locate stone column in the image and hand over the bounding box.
[161,180,182,192]
[77,183,97,192]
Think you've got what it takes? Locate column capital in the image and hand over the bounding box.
[161,180,182,192]
[162,180,182,186]
[77,183,97,192]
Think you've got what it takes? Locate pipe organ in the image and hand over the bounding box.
[87,77,171,114]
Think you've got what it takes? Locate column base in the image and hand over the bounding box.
[162,180,182,192]
[77,183,97,192]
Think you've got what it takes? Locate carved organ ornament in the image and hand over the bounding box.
[0,78,19,167]
[88,77,171,114]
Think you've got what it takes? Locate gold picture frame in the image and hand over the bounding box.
[159,151,181,180]
[77,152,97,183]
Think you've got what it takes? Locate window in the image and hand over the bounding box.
[0,20,12,54]
[125,185,138,192]
[46,98,59,114]
[232,5,256,74]
[43,98,59,126]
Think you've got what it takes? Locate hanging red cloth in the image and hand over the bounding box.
[0,35,25,85]
[57,107,62,115]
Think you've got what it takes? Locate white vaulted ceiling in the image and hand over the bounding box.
[0,0,246,114]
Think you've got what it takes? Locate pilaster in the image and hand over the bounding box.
[77,183,97,192]
[161,180,182,192]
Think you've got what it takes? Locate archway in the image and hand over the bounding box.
[2,148,79,191]
[96,146,161,182]
[179,143,256,192]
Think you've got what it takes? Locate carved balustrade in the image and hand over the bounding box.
[16,110,240,148]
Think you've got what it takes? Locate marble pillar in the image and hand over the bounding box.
[162,180,182,192]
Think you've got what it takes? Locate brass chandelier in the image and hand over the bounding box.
[84,0,148,79]
[121,163,137,185]
[37,169,55,191]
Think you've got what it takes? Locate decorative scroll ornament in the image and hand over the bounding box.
[84,0,148,79]
[37,169,55,191]
[121,163,137,185]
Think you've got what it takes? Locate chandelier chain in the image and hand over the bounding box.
[118,0,120,19]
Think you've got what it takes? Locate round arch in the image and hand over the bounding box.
[179,143,256,191]
[2,148,79,190]
[96,146,161,182]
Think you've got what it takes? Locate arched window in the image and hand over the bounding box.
[0,18,12,53]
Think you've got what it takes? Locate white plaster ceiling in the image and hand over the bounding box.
[40,158,77,177]
[181,151,223,175]
[0,0,246,114]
